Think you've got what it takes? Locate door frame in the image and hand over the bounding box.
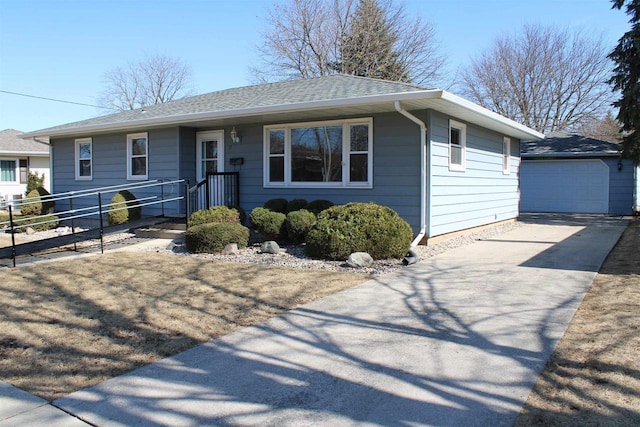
[196,130,225,181]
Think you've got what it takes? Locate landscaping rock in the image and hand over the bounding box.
[222,243,239,256]
[260,241,280,254]
[347,252,374,268]
[25,227,35,235]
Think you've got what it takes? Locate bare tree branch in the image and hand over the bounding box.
[251,0,445,86]
[99,53,193,111]
[459,24,612,134]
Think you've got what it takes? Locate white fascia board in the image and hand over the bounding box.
[20,90,444,139]
[439,91,545,140]
[0,150,49,156]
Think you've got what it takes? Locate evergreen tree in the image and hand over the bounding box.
[609,0,640,163]
[338,0,408,81]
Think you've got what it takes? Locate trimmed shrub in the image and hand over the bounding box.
[14,214,59,232]
[286,209,316,243]
[306,202,413,260]
[21,187,55,216]
[250,207,286,239]
[185,222,250,254]
[188,205,240,228]
[306,199,334,215]
[25,172,45,196]
[263,198,288,213]
[107,190,141,225]
[286,199,308,213]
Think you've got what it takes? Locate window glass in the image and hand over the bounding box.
[449,121,466,170]
[77,140,92,178]
[0,160,16,182]
[128,133,148,179]
[19,159,28,184]
[265,119,372,187]
[503,137,511,173]
[291,126,342,182]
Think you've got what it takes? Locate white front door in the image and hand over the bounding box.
[196,131,225,180]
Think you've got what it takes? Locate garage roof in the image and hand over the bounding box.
[522,131,621,158]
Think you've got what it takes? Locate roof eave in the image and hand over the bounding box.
[20,90,445,139]
[439,91,545,141]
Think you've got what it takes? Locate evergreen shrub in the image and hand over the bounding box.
[107,190,141,225]
[306,199,334,214]
[250,207,286,239]
[286,199,308,213]
[305,202,413,260]
[188,205,240,228]
[185,222,249,254]
[21,187,55,216]
[285,209,316,243]
[263,198,288,213]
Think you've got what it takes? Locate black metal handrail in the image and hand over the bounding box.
[1,179,185,267]
[186,172,240,219]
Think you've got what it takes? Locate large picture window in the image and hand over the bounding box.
[127,132,148,180]
[264,118,372,188]
[449,120,466,171]
[75,138,92,180]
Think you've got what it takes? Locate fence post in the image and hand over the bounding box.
[69,192,77,252]
[8,204,16,268]
[98,192,105,254]
[185,181,190,227]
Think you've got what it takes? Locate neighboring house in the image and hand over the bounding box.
[521,131,639,215]
[0,129,50,206]
[20,75,543,243]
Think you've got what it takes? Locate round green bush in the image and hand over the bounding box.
[263,198,288,213]
[185,222,250,254]
[188,205,240,228]
[306,199,334,215]
[250,207,286,239]
[21,187,55,216]
[286,199,308,213]
[285,209,316,243]
[107,190,141,225]
[305,202,413,260]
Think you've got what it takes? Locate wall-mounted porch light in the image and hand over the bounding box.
[230,127,241,144]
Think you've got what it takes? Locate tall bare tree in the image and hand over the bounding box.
[577,111,623,143]
[460,25,612,134]
[252,0,445,85]
[99,54,192,111]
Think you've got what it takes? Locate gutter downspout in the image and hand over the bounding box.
[394,101,427,249]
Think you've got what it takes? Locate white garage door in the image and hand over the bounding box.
[520,159,609,214]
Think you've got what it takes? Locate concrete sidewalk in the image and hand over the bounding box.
[1,215,629,426]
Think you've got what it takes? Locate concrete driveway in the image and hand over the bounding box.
[2,214,629,426]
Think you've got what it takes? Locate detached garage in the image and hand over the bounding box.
[521,132,639,215]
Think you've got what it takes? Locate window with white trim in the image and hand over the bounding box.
[264,118,373,188]
[449,120,466,171]
[75,138,92,180]
[127,132,148,180]
[502,137,511,174]
[0,159,17,182]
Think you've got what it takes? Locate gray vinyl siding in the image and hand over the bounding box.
[51,127,182,218]
[211,112,423,232]
[428,110,520,237]
[605,157,634,215]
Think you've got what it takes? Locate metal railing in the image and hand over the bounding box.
[186,172,240,218]
[0,179,185,267]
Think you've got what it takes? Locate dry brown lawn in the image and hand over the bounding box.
[0,253,369,401]
[515,219,640,426]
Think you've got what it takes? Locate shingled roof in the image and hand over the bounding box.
[521,131,621,157]
[20,74,544,141]
[0,129,49,154]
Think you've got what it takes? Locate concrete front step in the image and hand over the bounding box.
[134,222,186,239]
